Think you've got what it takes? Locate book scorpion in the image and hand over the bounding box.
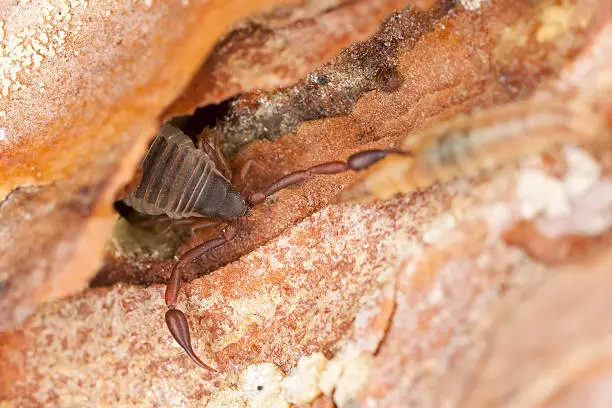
[122,123,406,370]
[123,98,606,370]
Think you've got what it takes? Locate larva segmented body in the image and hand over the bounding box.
[123,124,248,221]
[408,99,605,186]
[340,99,607,202]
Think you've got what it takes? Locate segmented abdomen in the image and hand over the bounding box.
[123,125,248,221]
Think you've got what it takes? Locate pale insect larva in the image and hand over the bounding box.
[409,99,605,185]
[123,124,248,221]
[340,99,607,202]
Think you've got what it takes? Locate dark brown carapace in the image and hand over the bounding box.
[123,124,248,221]
[122,123,406,370]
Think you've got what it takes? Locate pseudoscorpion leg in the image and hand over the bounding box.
[164,222,239,370]
[165,148,407,369]
[248,149,409,205]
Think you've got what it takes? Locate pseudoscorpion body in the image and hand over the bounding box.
[122,124,404,370]
[123,124,248,221]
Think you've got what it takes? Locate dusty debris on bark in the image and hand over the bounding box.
[2,0,612,407]
[0,0,295,332]
[165,0,437,122]
[169,0,454,155]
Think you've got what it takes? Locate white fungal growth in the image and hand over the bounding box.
[208,347,375,407]
[460,0,488,11]
[480,203,513,241]
[319,355,345,397]
[207,363,288,408]
[536,180,612,237]
[563,145,601,197]
[516,146,609,238]
[333,353,374,407]
[317,343,374,406]
[281,352,328,405]
[240,363,288,408]
[517,169,571,219]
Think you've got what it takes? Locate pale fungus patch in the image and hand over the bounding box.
[518,146,610,238]
[517,169,571,219]
[480,203,513,240]
[208,347,376,407]
[333,352,374,407]
[460,0,488,11]
[209,363,288,408]
[281,352,328,405]
[240,363,288,408]
[562,145,601,197]
[317,343,374,406]
[536,3,593,44]
[536,180,612,237]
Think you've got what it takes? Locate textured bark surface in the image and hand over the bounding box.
[2,0,612,407]
[97,0,527,287]
[165,0,434,120]
[0,0,297,332]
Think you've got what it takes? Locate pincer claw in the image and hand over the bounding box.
[165,308,216,371]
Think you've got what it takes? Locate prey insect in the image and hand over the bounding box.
[340,98,607,203]
[122,123,406,370]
